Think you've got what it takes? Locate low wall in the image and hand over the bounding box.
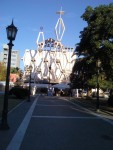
[0,81,14,92]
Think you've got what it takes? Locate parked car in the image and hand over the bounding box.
[82,91,87,97]
[92,92,104,98]
[104,92,110,98]
[78,91,87,97]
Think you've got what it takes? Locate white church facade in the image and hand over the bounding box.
[22,8,76,86]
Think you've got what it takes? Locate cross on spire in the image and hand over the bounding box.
[56,7,64,18]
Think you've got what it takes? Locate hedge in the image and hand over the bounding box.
[9,86,29,99]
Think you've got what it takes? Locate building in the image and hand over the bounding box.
[0,44,20,68]
[22,8,76,85]
[10,73,19,82]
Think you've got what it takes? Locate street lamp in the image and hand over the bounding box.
[28,65,33,102]
[31,57,36,84]
[0,20,18,130]
[49,65,51,85]
[96,59,101,112]
[48,65,52,96]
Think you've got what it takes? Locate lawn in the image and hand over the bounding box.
[0,94,23,118]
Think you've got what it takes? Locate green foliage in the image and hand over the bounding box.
[11,67,23,77]
[10,67,18,73]
[10,67,23,82]
[88,74,113,90]
[71,3,113,90]
[0,62,6,81]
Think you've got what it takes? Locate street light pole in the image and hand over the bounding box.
[96,67,99,111]
[0,20,18,130]
[28,65,32,102]
[49,65,51,85]
[96,59,101,112]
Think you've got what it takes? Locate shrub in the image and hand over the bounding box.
[9,86,29,99]
[40,88,48,94]
[108,89,113,106]
[108,96,113,106]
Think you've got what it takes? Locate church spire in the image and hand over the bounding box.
[55,7,65,42]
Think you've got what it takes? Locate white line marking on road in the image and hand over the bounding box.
[32,115,99,119]
[36,104,69,107]
[37,99,63,102]
[6,96,39,150]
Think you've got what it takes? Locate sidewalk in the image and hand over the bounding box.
[0,95,37,150]
[71,97,113,121]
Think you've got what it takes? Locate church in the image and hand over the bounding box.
[22,8,76,88]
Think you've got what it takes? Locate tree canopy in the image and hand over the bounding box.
[10,67,23,79]
[70,3,113,90]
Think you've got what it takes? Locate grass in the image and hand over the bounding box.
[71,96,113,114]
[0,94,23,118]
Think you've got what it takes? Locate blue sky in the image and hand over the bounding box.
[0,0,113,70]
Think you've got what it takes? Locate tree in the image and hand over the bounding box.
[10,67,23,79]
[10,67,18,73]
[0,62,6,81]
[76,3,113,79]
[71,3,113,93]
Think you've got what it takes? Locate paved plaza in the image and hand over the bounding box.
[0,95,113,150]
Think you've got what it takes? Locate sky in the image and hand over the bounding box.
[0,0,113,70]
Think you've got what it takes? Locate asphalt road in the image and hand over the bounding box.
[16,96,113,150]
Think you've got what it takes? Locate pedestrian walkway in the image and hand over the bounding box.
[70,98,113,124]
[0,95,113,150]
[6,96,38,150]
[0,95,38,150]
